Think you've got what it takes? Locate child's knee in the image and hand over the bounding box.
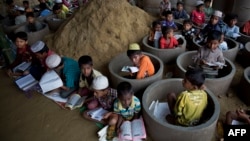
[87,99,98,110]
[108,114,118,125]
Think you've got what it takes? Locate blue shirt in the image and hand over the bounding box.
[40,9,52,17]
[62,57,80,89]
[173,10,189,19]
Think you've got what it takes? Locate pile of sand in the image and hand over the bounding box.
[45,0,154,74]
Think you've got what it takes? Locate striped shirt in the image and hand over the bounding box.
[62,57,80,89]
[114,96,141,120]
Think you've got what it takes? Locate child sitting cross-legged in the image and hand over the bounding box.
[224,14,240,39]
[82,75,118,140]
[182,19,197,50]
[77,55,102,97]
[160,27,179,49]
[166,68,208,126]
[112,81,141,139]
[191,1,205,28]
[126,43,155,79]
[172,1,189,20]
[193,30,225,78]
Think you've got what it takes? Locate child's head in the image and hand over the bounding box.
[183,68,205,90]
[176,1,184,11]
[16,6,25,15]
[204,0,211,7]
[163,0,169,3]
[127,43,142,66]
[23,0,29,8]
[206,30,222,50]
[26,12,35,23]
[6,0,14,7]
[117,81,134,109]
[78,55,93,77]
[196,1,204,12]
[183,19,193,31]
[226,14,238,27]
[210,10,222,25]
[45,54,63,70]
[53,4,61,14]
[39,2,47,11]
[55,0,63,7]
[162,27,174,38]
[15,31,28,49]
[31,41,49,60]
[91,75,109,98]
[152,21,161,32]
[165,10,173,22]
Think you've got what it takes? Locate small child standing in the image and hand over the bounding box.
[173,1,189,20]
[113,82,141,137]
[166,68,207,126]
[148,21,162,48]
[159,0,171,15]
[160,27,178,49]
[182,19,197,50]
[203,0,213,19]
[78,55,102,97]
[45,54,80,98]
[191,1,205,27]
[224,14,240,39]
[127,43,155,79]
[194,30,225,77]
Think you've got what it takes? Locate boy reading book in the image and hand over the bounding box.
[111,82,142,140]
[166,68,208,126]
[82,76,118,135]
[127,43,155,79]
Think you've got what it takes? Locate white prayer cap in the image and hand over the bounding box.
[46,54,62,69]
[213,10,223,18]
[54,0,62,3]
[31,41,45,53]
[196,0,204,6]
[91,76,109,90]
[16,6,25,11]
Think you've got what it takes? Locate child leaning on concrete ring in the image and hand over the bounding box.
[166,68,208,126]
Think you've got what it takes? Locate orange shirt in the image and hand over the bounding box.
[242,21,250,36]
[160,36,178,49]
[136,55,155,79]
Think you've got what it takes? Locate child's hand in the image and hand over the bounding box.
[61,86,69,91]
[6,69,13,77]
[103,112,112,119]
[201,59,207,65]
[23,70,29,75]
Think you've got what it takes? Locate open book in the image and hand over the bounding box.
[13,62,31,73]
[65,94,87,110]
[15,74,38,91]
[87,107,109,121]
[39,70,63,94]
[119,118,146,141]
[149,100,170,122]
[205,62,226,68]
[121,66,139,73]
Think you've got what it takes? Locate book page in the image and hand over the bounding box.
[43,92,67,103]
[119,121,132,140]
[65,94,87,110]
[121,66,139,73]
[154,31,162,40]
[15,74,37,90]
[232,120,245,125]
[131,119,146,140]
[39,70,63,93]
[88,107,109,121]
[153,102,170,122]
[13,62,31,72]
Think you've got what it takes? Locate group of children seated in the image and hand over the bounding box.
[5,0,76,27]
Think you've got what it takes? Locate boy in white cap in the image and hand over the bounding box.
[191,0,205,27]
[54,0,69,14]
[200,10,225,38]
[31,41,54,70]
[82,75,118,140]
[45,54,80,98]
[15,6,26,25]
[127,43,155,79]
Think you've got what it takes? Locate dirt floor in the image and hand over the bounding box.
[0,60,249,141]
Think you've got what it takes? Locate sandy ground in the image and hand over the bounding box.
[0,61,249,141]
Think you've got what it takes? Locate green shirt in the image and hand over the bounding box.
[174,90,208,126]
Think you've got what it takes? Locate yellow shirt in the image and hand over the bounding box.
[174,90,208,126]
[79,69,102,88]
[62,4,69,14]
